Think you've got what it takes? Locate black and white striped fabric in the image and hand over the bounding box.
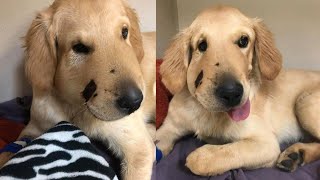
[0,121,118,180]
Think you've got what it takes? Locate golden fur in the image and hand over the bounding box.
[157,6,320,175]
[0,0,155,179]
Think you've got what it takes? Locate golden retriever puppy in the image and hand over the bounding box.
[157,5,320,176]
[0,0,155,179]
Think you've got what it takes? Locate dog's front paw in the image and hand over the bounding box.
[156,140,174,157]
[185,144,227,176]
[276,143,305,172]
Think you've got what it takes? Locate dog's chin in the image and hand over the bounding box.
[86,106,126,121]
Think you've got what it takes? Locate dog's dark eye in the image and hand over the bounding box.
[72,43,90,54]
[237,35,249,48]
[198,40,207,52]
[122,27,128,39]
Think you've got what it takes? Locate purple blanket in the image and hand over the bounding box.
[156,136,320,180]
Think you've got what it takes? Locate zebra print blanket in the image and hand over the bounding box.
[0,121,118,180]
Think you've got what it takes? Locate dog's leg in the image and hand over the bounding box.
[277,87,320,172]
[277,143,320,172]
[146,122,156,141]
[102,121,154,180]
[156,115,191,156]
[295,87,320,138]
[185,137,280,176]
[80,115,154,180]
[0,152,15,168]
[0,97,64,168]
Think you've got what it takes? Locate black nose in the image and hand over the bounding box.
[116,86,143,114]
[216,80,243,107]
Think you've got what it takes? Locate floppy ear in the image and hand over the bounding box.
[253,19,282,80]
[160,30,191,94]
[25,7,56,93]
[124,4,144,61]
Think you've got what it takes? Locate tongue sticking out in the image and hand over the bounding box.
[227,99,250,122]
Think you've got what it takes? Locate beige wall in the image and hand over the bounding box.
[156,0,178,58]
[0,0,155,102]
[176,0,320,70]
[128,0,156,32]
[0,0,53,102]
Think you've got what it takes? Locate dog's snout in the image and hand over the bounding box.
[216,80,243,107]
[116,85,143,114]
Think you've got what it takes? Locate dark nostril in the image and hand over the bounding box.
[216,81,243,107]
[116,86,143,114]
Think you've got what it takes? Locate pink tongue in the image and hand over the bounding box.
[227,100,250,122]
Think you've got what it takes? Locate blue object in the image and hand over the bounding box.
[0,137,32,153]
[156,146,163,162]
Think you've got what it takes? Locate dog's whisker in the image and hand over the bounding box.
[71,105,87,121]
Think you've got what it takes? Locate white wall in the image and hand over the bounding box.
[176,0,320,70]
[156,0,178,58]
[0,0,53,102]
[128,0,156,32]
[0,0,155,102]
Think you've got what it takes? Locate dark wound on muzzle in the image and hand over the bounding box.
[195,70,203,88]
[82,80,97,102]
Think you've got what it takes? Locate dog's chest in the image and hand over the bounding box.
[193,114,246,142]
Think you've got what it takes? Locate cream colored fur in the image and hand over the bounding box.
[157,6,320,176]
[0,1,155,179]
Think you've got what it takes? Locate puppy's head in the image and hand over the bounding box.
[161,6,282,121]
[25,0,145,121]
